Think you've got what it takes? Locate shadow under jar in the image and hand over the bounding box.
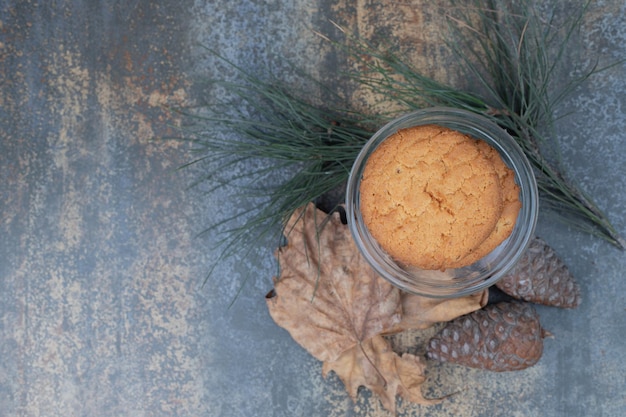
[346,108,539,298]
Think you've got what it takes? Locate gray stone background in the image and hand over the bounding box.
[1,1,625,416]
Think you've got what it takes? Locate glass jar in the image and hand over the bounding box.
[345,108,539,298]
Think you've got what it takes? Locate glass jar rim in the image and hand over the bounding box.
[345,107,539,298]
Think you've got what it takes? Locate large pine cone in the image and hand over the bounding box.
[496,236,581,308]
[426,302,546,372]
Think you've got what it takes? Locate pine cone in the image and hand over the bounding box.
[426,302,546,372]
[496,236,581,308]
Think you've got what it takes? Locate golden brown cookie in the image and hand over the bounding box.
[360,125,505,270]
[452,141,521,267]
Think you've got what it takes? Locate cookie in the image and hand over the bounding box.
[452,140,521,267]
[360,125,505,270]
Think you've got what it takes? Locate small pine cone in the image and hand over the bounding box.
[496,236,581,308]
[426,302,546,372]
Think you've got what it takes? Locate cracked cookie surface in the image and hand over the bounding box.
[456,140,522,266]
[359,124,515,270]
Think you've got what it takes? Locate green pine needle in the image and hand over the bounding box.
[176,0,623,294]
[326,0,624,249]
[172,50,382,290]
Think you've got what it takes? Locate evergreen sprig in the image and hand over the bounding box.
[174,52,379,286]
[328,0,624,248]
[179,0,623,291]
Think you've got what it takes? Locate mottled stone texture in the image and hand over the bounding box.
[1,1,626,417]
[1,1,198,415]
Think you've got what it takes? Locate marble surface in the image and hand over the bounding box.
[1,1,625,416]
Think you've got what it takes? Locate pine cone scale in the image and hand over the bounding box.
[426,302,545,372]
[496,237,581,308]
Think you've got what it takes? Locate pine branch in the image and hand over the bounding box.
[327,0,623,248]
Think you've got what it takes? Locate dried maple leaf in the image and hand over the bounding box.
[266,203,490,412]
[389,290,488,333]
[322,335,440,413]
[266,203,403,363]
